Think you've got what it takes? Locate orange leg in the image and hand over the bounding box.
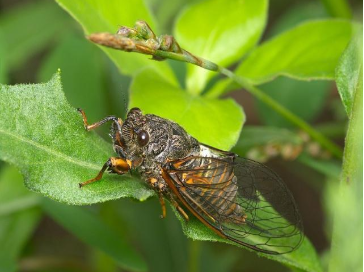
[77,108,122,131]
[79,157,130,188]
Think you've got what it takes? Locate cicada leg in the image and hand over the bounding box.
[77,108,122,131]
[79,157,131,188]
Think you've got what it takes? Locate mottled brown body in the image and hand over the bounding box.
[78,108,302,254]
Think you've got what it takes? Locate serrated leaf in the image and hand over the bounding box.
[236,20,355,85]
[129,68,245,151]
[55,0,176,83]
[0,72,154,205]
[335,30,363,117]
[174,0,268,93]
[42,198,147,272]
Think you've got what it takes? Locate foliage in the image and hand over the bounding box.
[0,0,362,272]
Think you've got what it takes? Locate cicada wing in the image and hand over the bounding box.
[166,156,303,254]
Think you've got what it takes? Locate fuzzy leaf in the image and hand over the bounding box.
[174,0,268,93]
[0,72,154,205]
[129,68,245,151]
[55,0,176,82]
[236,20,355,85]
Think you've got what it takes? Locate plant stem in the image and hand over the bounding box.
[218,67,343,159]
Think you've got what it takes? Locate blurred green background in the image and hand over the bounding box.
[0,0,362,271]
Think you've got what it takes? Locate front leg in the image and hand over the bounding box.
[79,157,131,188]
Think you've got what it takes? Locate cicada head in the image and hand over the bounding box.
[115,108,198,167]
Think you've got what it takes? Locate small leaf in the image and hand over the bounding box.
[174,0,268,93]
[0,72,154,205]
[55,0,176,81]
[0,166,41,272]
[236,20,355,85]
[129,68,245,151]
[335,30,363,116]
[42,198,147,272]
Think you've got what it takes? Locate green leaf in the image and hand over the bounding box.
[55,0,176,82]
[42,198,147,272]
[0,166,41,272]
[129,68,245,151]
[327,37,363,272]
[0,0,69,71]
[236,20,355,85]
[335,30,363,116]
[174,0,268,93]
[256,77,330,128]
[0,72,154,205]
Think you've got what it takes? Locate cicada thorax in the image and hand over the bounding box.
[169,149,246,225]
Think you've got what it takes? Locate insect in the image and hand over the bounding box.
[78,107,302,254]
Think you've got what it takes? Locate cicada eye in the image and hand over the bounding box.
[137,130,149,147]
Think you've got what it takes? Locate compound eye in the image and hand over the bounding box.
[137,130,149,147]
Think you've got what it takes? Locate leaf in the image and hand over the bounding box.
[0,72,154,205]
[256,77,330,128]
[174,0,268,93]
[129,68,245,151]
[0,0,69,71]
[335,30,363,116]
[327,37,363,272]
[236,20,355,85]
[55,0,176,82]
[42,198,147,272]
[0,166,41,272]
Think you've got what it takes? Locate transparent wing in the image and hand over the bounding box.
[166,156,303,254]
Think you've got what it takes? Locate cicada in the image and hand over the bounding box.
[78,108,302,254]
